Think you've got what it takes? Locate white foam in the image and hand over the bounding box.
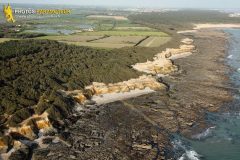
[172,139,201,160]
[227,55,233,59]
[179,150,201,160]
[237,68,240,73]
[192,126,216,140]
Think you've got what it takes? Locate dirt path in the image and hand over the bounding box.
[146,37,156,47]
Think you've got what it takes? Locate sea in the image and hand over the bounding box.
[174,29,240,160]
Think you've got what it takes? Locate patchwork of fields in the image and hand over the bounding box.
[0,13,171,48]
[36,31,171,48]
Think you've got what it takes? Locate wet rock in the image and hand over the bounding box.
[9,147,30,160]
[42,137,53,144]
[32,148,50,160]
[69,155,76,159]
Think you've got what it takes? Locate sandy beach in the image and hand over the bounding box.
[194,23,240,30]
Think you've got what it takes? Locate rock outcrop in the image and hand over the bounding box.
[132,38,196,75]
[132,58,176,75]
[66,75,166,104]
[8,112,53,140]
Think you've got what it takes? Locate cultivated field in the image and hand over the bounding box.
[93,36,146,44]
[35,30,170,48]
[138,37,172,47]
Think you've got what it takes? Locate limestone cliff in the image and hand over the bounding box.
[132,38,196,75]
[66,75,166,104]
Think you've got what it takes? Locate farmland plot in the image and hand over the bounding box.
[138,37,171,47]
[93,36,146,44]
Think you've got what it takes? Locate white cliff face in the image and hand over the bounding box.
[66,75,166,104]
[132,58,176,75]
[132,38,196,75]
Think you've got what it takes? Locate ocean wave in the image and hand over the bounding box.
[228,54,233,59]
[172,138,202,160]
[178,150,201,160]
[237,68,240,73]
[192,126,216,140]
[221,112,240,119]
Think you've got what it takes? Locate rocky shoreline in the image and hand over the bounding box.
[0,29,233,160]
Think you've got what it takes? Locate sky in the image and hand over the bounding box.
[1,0,240,9]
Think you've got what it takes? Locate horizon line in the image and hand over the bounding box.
[0,2,240,10]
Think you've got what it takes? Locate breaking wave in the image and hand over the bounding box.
[237,68,240,73]
[228,54,233,59]
[178,150,201,160]
[172,138,202,160]
[192,126,216,140]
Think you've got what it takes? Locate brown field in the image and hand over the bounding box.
[138,37,172,47]
[92,36,146,44]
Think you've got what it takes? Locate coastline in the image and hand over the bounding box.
[0,26,238,159]
[28,29,234,159]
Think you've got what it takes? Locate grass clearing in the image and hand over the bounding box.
[92,36,146,44]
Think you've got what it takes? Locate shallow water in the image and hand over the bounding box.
[176,29,240,160]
